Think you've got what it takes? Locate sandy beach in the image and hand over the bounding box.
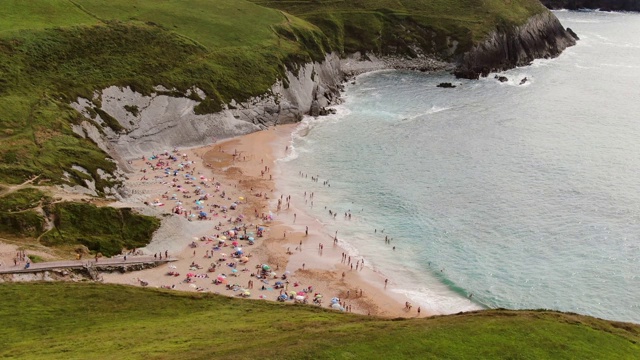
[1,124,425,318]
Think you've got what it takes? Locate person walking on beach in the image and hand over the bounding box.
[384,279,388,289]
[305,226,308,236]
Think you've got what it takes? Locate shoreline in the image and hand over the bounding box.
[95,124,425,318]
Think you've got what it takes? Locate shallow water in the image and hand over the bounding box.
[277,11,640,323]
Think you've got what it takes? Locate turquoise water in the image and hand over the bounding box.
[277,11,640,323]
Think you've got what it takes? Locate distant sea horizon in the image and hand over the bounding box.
[276,10,640,324]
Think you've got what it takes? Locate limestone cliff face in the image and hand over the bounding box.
[71,54,344,162]
[454,11,576,79]
[541,0,640,11]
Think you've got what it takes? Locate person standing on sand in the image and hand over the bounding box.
[385,279,388,289]
[305,226,308,236]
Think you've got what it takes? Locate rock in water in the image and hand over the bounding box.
[520,77,528,85]
[495,75,509,83]
[310,100,320,117]
[437,82,456,88]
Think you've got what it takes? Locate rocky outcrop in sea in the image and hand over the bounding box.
[454,12,576,79]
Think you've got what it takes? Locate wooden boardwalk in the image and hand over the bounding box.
[0,256,175,275]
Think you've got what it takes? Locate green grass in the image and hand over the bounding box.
[0,188,159,255]
[41,202,161,256]
[0,188,50,212]
[0,0,329,186]
[0,282,638,359]
[0,0,550,186]
[251,0,548,55]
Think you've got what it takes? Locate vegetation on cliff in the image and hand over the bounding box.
[0,187,159,256]
[0,0,557,187]
[0,283,638,359]
[41,202,160,256]
[251,0,547,56]
[0,0,328,187]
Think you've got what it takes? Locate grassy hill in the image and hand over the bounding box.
[0,0,550,188]
[0,0,554,253]
[0,0,330,188]
[251,0,547,55]
[0,282,638,359]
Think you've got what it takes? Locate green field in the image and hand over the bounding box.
[0,283,638,359]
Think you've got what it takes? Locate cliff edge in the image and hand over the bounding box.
[454,11,577,79]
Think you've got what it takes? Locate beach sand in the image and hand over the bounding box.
[2,124,426,318]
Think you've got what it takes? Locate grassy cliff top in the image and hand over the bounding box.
[0,0,328,187]
[0,0,549,187]
[0,282,638,359]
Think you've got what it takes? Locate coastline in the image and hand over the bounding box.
[95,124,425,318]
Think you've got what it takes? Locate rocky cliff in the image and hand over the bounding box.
[455,11,577,79]
[68,11,575,195]
[70,54,346,163]
[70,53,450,170]
[541,0,640,11]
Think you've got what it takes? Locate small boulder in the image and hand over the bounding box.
[495,75,508,83]
[519,77,528,85]
[437,82,456,88]
[310,100,320,117]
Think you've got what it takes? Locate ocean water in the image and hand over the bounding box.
[277,10,640,323]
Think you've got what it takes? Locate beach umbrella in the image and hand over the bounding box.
[219,235,227,240]
[199,211,207,217]
[248,237,254,241]
[289,291,296,297]
[295,295,305,301]
[232,269,238,273]
[331,297,340,304]
[297,291,305,296]
[243,290,251,296]
[314,294,323,299]
[331,303,343,310]
[232,241,239,246]
[239,196,245,201]
[258,227,265,231]
[262,264,271,271]
[228,230,235,236]
[278,294,288,301]
[275,281,283,286]
[189,284,197,288]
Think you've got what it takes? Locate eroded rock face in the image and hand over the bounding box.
[454,11,577,79]
[71,54,344,161]
[541,0,640,11]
